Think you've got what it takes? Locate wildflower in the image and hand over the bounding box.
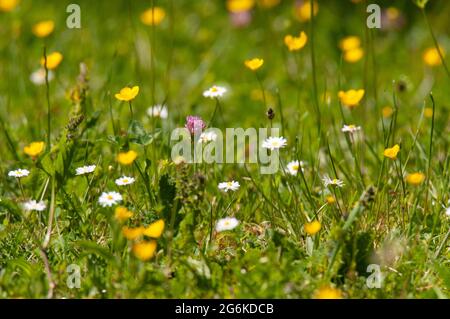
[304,220,321,236]
[344,47,364,63]
[262,136,287,150]
[226,0,255,13]
[198,131,218,144]
[115,86,139,101]
[423,46,445,67]
[75,165,96,176]
[323,176,345,188]
[295,1,318,22]
[30,68,54,85]
[40,52,63,70]
[286,160,304,176]
[23,200,46,212]
[406,172,425,186]
[0,0,19,12]
[382,106,394,118]
[32,20,54,38]
[147,105,168,119]
[339,36,361,51]
[117,150,138,165]
[8,169,30,178]
[122,226,145,240]
[341,124,361,134]
[339,35,364,63]
[185,116,206,134]
[424,107,433,118]
[140,7,166,26]
[216,217,239,232]
[98,191,123,207]
[338,89,365,109]
[143,219,165,238]
[325,196,336,204]
[445,207,450,217]
[383,144,400,160]
[313,286,343,299]
[132,240,157,261]
[244,58,264,71]
[115,176,135,186]
[114,206,133,222]
[284,31,308,51]
[218,181,240,192]
[24,141,45,158]
[203,85,227,98]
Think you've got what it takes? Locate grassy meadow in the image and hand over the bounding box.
[0,0,449,298]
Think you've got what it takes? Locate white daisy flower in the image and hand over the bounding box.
[218,181,240,192]
[322,176,345,188]
[203,85,227,98]
[286,160,304,176]
[341,124,361,133]
[98,191,123,207]
[198,131,218,144]
[8,169,30,178]
[115,176,135,186]
[215,217,239,232]
[23,200,46,212]
[446,207,450,217]
[75,165,96,176]
[30,68,54,85]
[147,105,168,119]
[262,136,287,151]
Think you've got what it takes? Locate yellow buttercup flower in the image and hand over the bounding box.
[24,141,45,158]
[140,7,166,26]
[284,31,308,52]
[227,0,255,13]
[122,226,144,240]
[117,150,138,165]
[40,52,63,70]
[143,219,165,238]
[406,172,425,186]
[132,240,157,261]
[424,107,433,118]
[423,46,445,67]
[386,7,400,20]
[382,106,394,118]
[383,144,400,160]
[244,58,264,71]
[344,47,364,63]
[32,20,54,38]
[295,1,318,22]
[115,86,139,102]
[115,206,133,222]
[339,36,361,52]
[0,0,19,12]
[313,286,343,299]
[338,89,365,109]
[325,196,336,204]
[304,220,321,236]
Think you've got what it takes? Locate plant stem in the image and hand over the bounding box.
[309,0,321,133]
[43,47,52,147]
[425,93,435,211]
[422,8,450,79]
[128,100,134,120]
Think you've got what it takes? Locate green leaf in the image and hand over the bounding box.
[75,240,116,263]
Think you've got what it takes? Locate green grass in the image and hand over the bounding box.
[0,0,449,298]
